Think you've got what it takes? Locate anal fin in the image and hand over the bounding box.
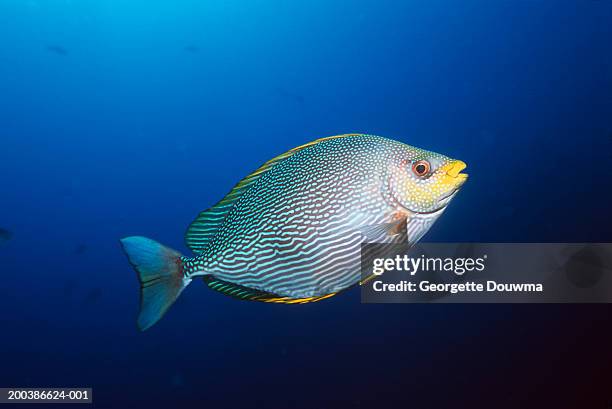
[203,276,337,304]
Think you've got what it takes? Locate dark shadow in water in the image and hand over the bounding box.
[74,243,88,255]
[563,246,608,289]
[0,228,12,243]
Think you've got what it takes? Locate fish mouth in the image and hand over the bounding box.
[423,160,468,213]
[442,160,469,189]
[447,160,468,178]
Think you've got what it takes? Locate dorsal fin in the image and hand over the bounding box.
[184,133,362,254]
[203,276,338,304]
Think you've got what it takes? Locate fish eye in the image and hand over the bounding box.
[412,160,431,177]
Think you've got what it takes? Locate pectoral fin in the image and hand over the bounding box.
[360,216,408,243]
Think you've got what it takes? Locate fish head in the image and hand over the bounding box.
[386,147,468,215]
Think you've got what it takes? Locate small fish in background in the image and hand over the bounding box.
[46,45,68,56]
[275,87,305,106]
[74,243,88,255]
[184,45,199,53]
[0,228,12,244]
[120,134,469,330]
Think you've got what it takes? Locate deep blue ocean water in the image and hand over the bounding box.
[1,1,611,407]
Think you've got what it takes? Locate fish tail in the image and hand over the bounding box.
[120,236,191,331]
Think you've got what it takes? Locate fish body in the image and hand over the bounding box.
[121,134,468,330]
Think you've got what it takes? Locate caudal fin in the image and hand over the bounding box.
[120,236,191,331]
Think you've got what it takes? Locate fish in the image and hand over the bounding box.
[120,134,468,330]
[0,228,12,243]
[46,45,68,56]
[184,45,199,53]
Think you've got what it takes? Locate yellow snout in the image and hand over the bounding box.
[440,160,468,186]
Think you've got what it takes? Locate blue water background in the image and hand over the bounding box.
[1,1,611,407]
